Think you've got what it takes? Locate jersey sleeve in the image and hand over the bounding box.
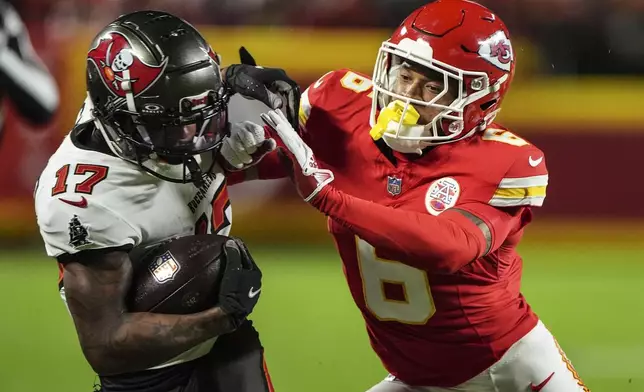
[488,144,548,208]
[455,143,548,253]
[36,194,142,259]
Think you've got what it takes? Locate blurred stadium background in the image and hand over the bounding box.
[0,0,643,391]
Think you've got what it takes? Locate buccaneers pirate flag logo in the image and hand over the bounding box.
[87,32,168,97]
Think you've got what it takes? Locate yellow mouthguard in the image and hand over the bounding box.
[369,100,420,140]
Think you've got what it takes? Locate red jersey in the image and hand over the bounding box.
[299,69,549,387]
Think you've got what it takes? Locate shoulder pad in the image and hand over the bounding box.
[300,68,372,129]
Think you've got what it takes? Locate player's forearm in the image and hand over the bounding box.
[226,150,289,186]
[315,188,486,273]
[63,250,234,375]
[80,307,232,375]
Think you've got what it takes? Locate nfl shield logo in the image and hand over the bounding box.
[149,251,181,283]
[387,176,402,196]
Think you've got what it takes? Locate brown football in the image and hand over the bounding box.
[127,234,228,314]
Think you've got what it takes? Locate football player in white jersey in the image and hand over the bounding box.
[34,11,294,392]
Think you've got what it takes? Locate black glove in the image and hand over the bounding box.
[224,47,301,131]
[217,237,262,329]
[238,46,257,67]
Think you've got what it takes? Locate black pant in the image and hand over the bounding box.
[98,321,274,392]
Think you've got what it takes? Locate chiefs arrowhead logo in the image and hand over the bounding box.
[87,32,168,97]
[478,30,514,72]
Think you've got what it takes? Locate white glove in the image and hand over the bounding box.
[260,109,334,203]
[220,121,277,170]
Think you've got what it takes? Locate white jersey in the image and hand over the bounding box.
[34,122,232,369]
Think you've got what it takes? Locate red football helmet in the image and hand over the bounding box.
[370,0,515,149]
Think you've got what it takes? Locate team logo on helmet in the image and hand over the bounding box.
[477,30,513,72]
[207,46,221,65]
[87,31,168,97]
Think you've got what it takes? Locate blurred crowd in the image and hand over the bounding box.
[11,0,644,75]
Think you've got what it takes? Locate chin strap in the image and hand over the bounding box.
[184,156,205,188]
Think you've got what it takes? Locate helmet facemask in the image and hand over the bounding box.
[370,38,497,153]
[96,89,230,187]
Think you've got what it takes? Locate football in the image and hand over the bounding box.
[127,234,229,314]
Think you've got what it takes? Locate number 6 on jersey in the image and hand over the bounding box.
[356,238,435,325]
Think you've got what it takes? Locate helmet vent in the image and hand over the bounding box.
[480,99,497,111]
[144,14,173,25]
[160,28,188,41]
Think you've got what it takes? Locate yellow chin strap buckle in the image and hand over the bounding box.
[369,100,420,140]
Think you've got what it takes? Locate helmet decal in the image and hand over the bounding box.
[87,31,168,97]
[206,46,221,65]
[477,31,513,72]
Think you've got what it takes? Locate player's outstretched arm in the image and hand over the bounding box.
[263,109,525,274]
[63,237,261,376]
[316,191,519,273]
[63,249,233,375]
[224,148,290,185]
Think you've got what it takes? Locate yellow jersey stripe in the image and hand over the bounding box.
[493,186,546,199]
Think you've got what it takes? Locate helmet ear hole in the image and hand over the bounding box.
[480,99,497,111]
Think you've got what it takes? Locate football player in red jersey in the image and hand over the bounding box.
[222,1,589,391]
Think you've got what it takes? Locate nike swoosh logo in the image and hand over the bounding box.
[248,287,261,298]
[531,372,555,391]
[59,196,88,208]
[529,156,543,167]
